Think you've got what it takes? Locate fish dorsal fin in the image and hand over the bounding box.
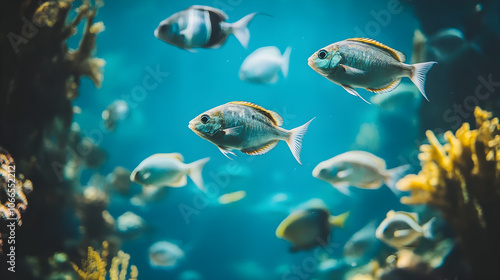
[188,5,228,20]
[241,140,279,155]
[150,153,184,162]
[346,38,406,62]
[367,78,401,94]
[386,210,396,218]
[398,211,419,223]
[229,101,283,126]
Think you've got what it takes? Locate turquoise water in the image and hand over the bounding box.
[73,0,425,279]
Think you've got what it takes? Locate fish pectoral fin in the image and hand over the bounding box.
[341,85,371,104]
[222,126,243,136]
[340,64,366,76]
[337,169,352,179]
[241,140,279,156]
[166,175,188,188]
[393,229,412,238]
[218,146,236,159]
[367,78,401,94]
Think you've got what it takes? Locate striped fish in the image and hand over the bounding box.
[188,101,314,164]
[308,38,437,104]
[154,5,258,50]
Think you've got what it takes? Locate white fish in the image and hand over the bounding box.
[130,153,209,191]
[376,210,435,249]
[312,151,409,195]
[239,46,291,84]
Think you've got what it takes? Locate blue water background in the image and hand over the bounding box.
[72,0,421,279]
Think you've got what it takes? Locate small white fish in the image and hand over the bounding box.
[312,151,409,195]
[376,210,435,249]
[130,153,209,191]
[239,46,291,84]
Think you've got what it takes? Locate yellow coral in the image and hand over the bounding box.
[72,241,138,280]
[0,148,33,226]
[397,107,500,279]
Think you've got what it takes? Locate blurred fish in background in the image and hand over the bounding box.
[239,46,291,84]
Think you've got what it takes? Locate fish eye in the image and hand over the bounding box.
[318,50,328,59]
[201,114,210,124]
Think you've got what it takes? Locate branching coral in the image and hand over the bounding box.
[33,0,106,99]
[0,147,33,248]
[72,241,138,280]
[397,107,500,279]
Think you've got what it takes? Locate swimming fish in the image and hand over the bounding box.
[275,199,349,252]
[218,190,247,204]
[376,210,435,249]
[154,5,258,50]
[239,46,291,84]
[130,153,209,191]
[149,241,185,269]
[312,151,409,195]
[102,100,129,132]
[188,101,314,164]
[342,221,382,267]
[308,38,437,104]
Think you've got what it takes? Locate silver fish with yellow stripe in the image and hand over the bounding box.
[188,101,314,164]
[308,38,437,104]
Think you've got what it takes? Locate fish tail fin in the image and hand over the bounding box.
[422,217,436,240]
[281,46,292,78]
[329,211,350,228]
[409,61,437,102]
[187,157,210,192]
[230,12,258,48]
[286,118,315,165]
[384,164,411,196]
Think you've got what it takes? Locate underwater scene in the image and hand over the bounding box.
[2,0,500,279]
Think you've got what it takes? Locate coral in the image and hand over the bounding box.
[0,147,33,252]
[0,0,105,278]
[72,241,138,280]
[397,107,500,279]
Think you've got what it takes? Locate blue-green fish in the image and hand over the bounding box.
[154,5,258,50]
[188,101,314,164]
[308,38,437,104]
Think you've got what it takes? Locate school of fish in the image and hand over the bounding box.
[125,3,444,274]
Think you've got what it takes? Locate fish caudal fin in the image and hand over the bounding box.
[187,157,210,192]
[329,211,350,228]
[384,164,411,196]
[409,62,437,102]
[281,46,292,78]
[230,12,258,48]
[422,217,436,240]
[286,118,315,165]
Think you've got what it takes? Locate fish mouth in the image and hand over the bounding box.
[307,56,315,68]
